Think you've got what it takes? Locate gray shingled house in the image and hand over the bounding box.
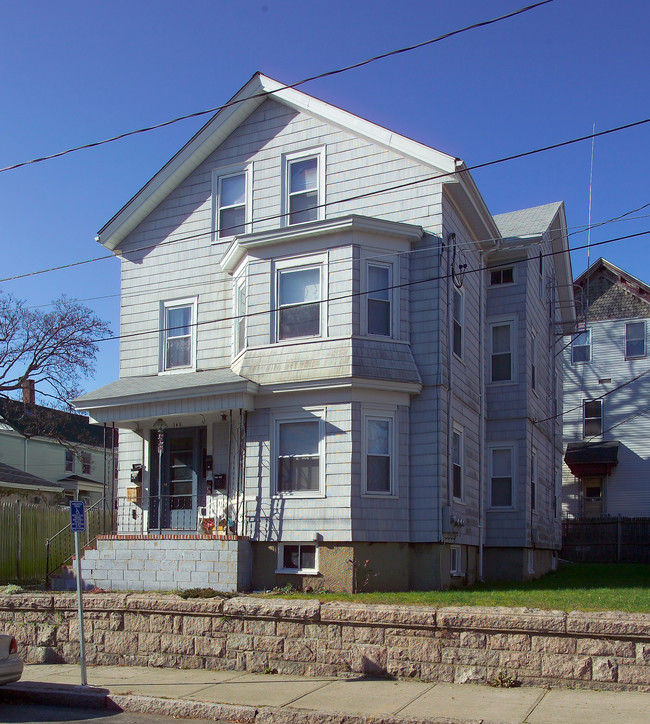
[563,258,650,518]
[74,74,574,592]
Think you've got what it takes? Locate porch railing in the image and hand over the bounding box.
[114,492,232,535]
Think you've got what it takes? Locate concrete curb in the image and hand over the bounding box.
[1,682,500,724]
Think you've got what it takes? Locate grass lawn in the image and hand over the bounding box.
[262,563,650,613]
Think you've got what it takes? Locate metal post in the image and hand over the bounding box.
[74,531,87,686]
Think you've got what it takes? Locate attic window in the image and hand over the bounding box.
[283,148,325,226]
[212,165,250,240]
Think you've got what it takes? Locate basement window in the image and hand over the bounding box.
[277,543,318,574]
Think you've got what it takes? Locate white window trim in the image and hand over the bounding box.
[362,406,398,498]
[364,260,395,338]
[488,266,515,287]
[281,147,326,227]
[583,399,603,438]
[571,328,591,364]
[159,297,198,374]
[233,271,247,358]
[272,408,326,498]
[452,424,463,503]
[452,287,464,360]
[211,163,252,242]
[489,318,516,384]
[450,545,463,577]
[488,443,516,510]
[276,542,319,575]
[625,320,646,359]
[273,253,328,343]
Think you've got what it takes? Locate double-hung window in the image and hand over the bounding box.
[234,275,247,356]
[65,450,74,472]
[489,267,514,286]
[452,289,463,358]
[571,329,591,363]
[278,543,318,574]
[277,260,323,340]
[452,427,463,501]
[213,166,249,239]
[583,400,603,437]
[367,263,391,336]
[162,299,195,371]
[626,321,646,358]
[283,149,324,226]
[490,446,514,508]
[81,452,92,475]
[490,322,513,382]
[276,417,322,494]
[363,412,395,495]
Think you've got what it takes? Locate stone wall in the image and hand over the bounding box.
[1,594,649,691]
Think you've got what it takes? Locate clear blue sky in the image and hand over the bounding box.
[1,0,649,396]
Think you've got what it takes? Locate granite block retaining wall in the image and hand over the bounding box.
[1,594,649,691]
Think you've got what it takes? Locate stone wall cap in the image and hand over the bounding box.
[437,606,567,633]
[0,594,53,611]
[320,602,437,627]
[567,610,650,638]
[223,597,320,621]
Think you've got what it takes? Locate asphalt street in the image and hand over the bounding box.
[0,701,234,724]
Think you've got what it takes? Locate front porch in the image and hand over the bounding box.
[79,534,251,592]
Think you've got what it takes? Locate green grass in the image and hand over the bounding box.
[260,564,650,613]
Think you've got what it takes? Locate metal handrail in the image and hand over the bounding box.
[45,496,110,585]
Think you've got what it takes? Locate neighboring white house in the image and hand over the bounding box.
[75,73,573,592]
[563,258,650,518]
[0,393,115,507]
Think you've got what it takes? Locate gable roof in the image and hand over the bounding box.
[0,399,105,447]
[573,257,650,322]
[0,460,64,492]
[96,73,499,251]
[493,201,563,240]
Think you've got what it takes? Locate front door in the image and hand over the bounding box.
[150,427,205,531]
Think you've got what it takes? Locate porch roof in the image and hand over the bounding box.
[73,369,258,425]
[564,441,620,477]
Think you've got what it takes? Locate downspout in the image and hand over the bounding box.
[478,251,486,582]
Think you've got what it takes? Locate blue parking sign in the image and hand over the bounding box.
[70,501,86,533]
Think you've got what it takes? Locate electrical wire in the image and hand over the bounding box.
[0,1,555,175]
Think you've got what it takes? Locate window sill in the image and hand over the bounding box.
[362,492,398,499]
[158,367,196,376]
[273,492,326,499]
[275,569,319,576]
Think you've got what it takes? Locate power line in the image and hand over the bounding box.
[0,1,555,175]
[5,113,650,288]
[81,226,650,346]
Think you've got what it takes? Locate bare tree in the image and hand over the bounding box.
[0,291,111,407]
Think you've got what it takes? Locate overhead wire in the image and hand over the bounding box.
[0,0,555,175]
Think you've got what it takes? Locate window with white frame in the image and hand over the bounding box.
[452,288,463,358]
[452,427,463,501]
[583,399,603,437]
[284,149,324,225]
[367,263,391,336]
[277,543,318,574]
[276,417,322,494]
[234,275,247,356]
[450,545,463,576]
[276,260,323,340]
[213,167,249,239]
[490,446,514,508]
[626,321,646,359]
[162,300,195,370]
[489,267,514,286]
[65,450,74,472]
[571,329,591,363]
[490,322,513,382]
[81,452,92,475]
[363,413,395,495]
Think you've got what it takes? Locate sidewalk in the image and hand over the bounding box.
[3,664,650,724]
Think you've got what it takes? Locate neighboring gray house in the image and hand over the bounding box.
[563,258,650,518]
[75,73,573,592]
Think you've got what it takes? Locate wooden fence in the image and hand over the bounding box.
[0,500,110,585]
[562,516,650,563]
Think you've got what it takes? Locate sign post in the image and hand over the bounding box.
[70,501,87,686]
